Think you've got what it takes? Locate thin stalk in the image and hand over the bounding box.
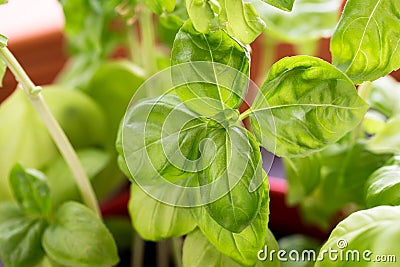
[156,240,169,267]
[139,7,157,77]
[256,35,276,86]
[171,237,183,267]
[131,233,145,267]
[350,81,372,144]
[239,108,253,121]
[0,47,100,216]
[127,24,141,65]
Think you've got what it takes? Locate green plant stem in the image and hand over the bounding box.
[156,240,169,267]
[171,237,183,267]
[127,24,141,65]
[0,47,101,217]
[239,108,253,121]
[350,81,372,144]
[140,6,157,77]
[256,34,276,86]
[132,233,145,267]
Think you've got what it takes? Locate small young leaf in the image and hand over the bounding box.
[331,0,400,84]
[366,156,400,207]
[367,115,400,154]
[198,126,264,233]
[315,206,400,267]
[262,0,294,11]
[193,183,269,266]
[0,203,47,267]
[185,0,219,33]
[0,33,7,47]
[146,0,176,14]
[42,202,119,267]
[9,164,51,216]
[171,21,250,117]
[250,56,368,157]
[129,183,196,241]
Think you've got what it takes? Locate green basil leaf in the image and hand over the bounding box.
[367,115,400,154]
[0,58,6,87]
[0,33,7,47]
[331,0,400,84]
[0,0,8,5]
[185,0,220,33]
[263,0,294,11]
[44,149,110,208]
[315,206,400,267]
[9,164,51,216]
[193,183,269,266]
[366,156,400,207]
[183,229,244,266]
[42,202,119,267]
[171,21,250,117]
[278,235,320,267]
[129,183,196,241]
[250,55,368,157]
[121,94,207,207]
[368,76,400,118]
[146,0,176,14]
[253,0,340,42]
[219,0,265,44]
[0,203,47,267]
[198,126,264,232]
[183,228,280,267]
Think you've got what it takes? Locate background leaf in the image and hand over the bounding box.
[0,203,47,267]
[315,206,400,267]
[367,115,400,154]
[331,0,400,84]
[129,183,196,241]
[198,126,264,233]
[366,156,400,207]
[42,202,119,267]
[253,0,340,43]
[367,76,400,118]
[9,164,51,216]
[146,0,176,14]
[250,55,368,157]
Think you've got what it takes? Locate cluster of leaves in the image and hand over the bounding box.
[114,0,400,266]
[0,164,118,267]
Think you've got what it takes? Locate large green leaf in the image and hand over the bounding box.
[249,56,368,157]
[253,0,340,42]
[193,183,269,266]
[331,0,400,84]
[198,126,264,232]
[183,228,280,267]
[42,202,119,267]
[121,94,208,207]
[171,21,250,117]
[315,206,400,267]
[129,183,196,241]
[366,156,400,207]
[263,0,294,11]
[0,203,47,267]
[9,164,51,216]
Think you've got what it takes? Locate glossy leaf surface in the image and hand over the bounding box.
[250,56,368,157]
[331,0,400,84]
